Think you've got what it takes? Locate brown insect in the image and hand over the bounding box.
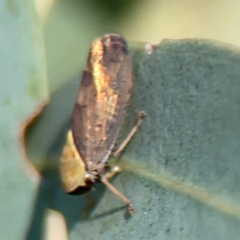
[60,33,145,214]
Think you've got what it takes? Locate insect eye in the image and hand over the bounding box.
[84,173,91,181]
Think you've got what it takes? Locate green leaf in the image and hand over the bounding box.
[0,1,48,240]
[27,38,240,240]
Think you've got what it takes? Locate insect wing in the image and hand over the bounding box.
[72,34,132,167]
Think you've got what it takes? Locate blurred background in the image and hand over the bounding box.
[33,0,240,239]
[36,0,240,93]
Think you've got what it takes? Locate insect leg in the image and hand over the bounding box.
[101,173,134,214]
[81,193,95,218]
[104,165,122,179]
[113,111,146,158]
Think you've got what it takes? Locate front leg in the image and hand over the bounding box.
[101,166,134,215]
[113,111,146,157]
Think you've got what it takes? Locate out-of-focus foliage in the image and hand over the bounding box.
[0,1,48,240]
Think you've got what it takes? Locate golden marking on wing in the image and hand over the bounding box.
[93,93,119,142]
[91,39,110,102]
[91,39,115,101]
[91,38,120,143]
[106,94,118,121]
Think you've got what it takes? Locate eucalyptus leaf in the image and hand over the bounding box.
[27,39,240,239]
[0,1,48,240]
